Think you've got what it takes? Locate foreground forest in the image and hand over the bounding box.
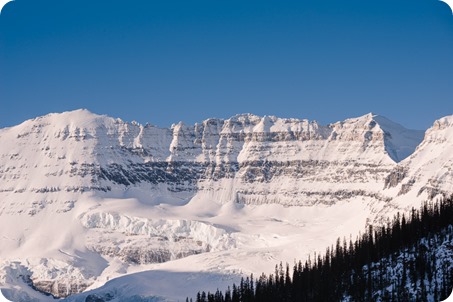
[191,197,453,302]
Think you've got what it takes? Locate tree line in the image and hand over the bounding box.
[189,197,453,302]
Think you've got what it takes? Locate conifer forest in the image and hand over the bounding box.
[191,197,453,302]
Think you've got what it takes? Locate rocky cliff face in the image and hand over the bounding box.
[3,110,453,301]
[0,110,424,212]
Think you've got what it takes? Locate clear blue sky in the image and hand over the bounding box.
[1,0,452,130]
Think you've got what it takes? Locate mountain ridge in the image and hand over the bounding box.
[0,109,425,209]
[0,109,452,301]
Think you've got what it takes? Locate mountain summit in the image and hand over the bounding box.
[328,113,424,163]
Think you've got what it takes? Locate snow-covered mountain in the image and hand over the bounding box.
[384,116,453,201]
[0,110,451,302]
[0,109,424,210]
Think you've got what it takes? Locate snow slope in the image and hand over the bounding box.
[382,115,453,215]
[0,110,450,301]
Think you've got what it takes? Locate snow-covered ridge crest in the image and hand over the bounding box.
[0,109,426,212]
[432,114,453,128]
[1,109,423,160]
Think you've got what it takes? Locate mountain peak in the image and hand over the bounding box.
[22,109,116,131]
[431,114,453,130]
[330,113,424,163]
[43,108,100,119]
[372,115,424,162]
[343,112,381,124]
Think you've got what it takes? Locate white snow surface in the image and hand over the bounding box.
[0,110,450,301]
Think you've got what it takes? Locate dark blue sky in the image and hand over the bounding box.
[1,0,452,129]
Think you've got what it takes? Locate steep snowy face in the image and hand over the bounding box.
[0,109,168,215]
[191,113,423,205]
[0,110,423,211]
[338,114,424,162]
[385,115,453,200]
[0,110,427,211]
